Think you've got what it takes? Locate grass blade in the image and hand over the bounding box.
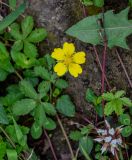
[0,1,26,32]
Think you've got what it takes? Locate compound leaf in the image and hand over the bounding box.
[66,8,132,49]
[27,28,47,43]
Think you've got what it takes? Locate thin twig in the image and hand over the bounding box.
[56,114,75,159]
[116,49,132,88]
[76,113,98,131]
[44,130,58,160]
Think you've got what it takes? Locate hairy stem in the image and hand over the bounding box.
[44,130,58,160]
[56,114,75,159]
[116,49,132,88]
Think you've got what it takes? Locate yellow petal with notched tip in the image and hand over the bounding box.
[68,63,82,77]
[73,52,86,64]
[63,42,75,56]
[51,48,65,60]
[54,62,67,76]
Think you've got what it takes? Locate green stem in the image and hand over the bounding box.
[0,126,16,148]
[15,70,23,80]
[119,148,124,160]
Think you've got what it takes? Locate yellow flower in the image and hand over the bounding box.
[51,42,86,77]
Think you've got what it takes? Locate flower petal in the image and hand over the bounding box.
[104,136,112,143]
[51,48,65,60]
[73,52,86,64]
[94,138,103,142]
[69,63,82,77]
[54,62,67,76]
[101,143,108,154]
[109,128,115,135]
[63,42,75,56]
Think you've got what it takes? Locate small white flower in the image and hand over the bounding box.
[97,129,105,134]
[101,145,107,154]
[94,138,103,142]
[109,128,115,135]
[116,138,122,145]
[95,120,124,156]
[104,136,112,143]
[111,146,115,155]
[110,139,117,147]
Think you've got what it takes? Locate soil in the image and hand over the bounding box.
[1,0,132,159]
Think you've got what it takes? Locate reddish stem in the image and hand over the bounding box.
[93,45,111,90]
[44,130,58,160]
[101,41,107,94]
[116,49,132,88]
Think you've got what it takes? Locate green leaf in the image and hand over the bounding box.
[82,0,93,6]
[21,16,34,38]
[27,28,47,42]
[9,0,17,9]
[0,1,26,32]
[11,50,36,69]
[12,99,36,116]
[55,79,68,89]
[115,90,125,98]
[93,0,104,7]
[44,54,55,70]
[69,131,82,141]
[9,23,22,40]
[120,97,132,107]
[104,100,123,116]
[0,42,9,60]
[42,102,56,116]
[79,136,93,157]
[0,105,9,124]
[119,114,131,125]
[102,92,114,101]
[80,125,93,135]
[53,88,61,97]
[38,81,51,94]
[0,68,8,81]
[12,40,23,51]
[34,104,47,127]
[56,95,75,117]
[0,141,6,159]
[104,101,114,116]
[34,66,51,80]
[86,88,97,104]
[66,8,132,49]
[121,126,132,137]
[0,92,23,106]
[19,80,38,99]
[31,122,43,139]
[6,149,18,160]
[95,104,103,117]
[0,59,14,73]
[114,99,124,115]
[43,118,56,130]
[24,41,38,58]
[12,118,23,142]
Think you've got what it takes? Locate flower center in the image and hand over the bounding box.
[64,55,73,66]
